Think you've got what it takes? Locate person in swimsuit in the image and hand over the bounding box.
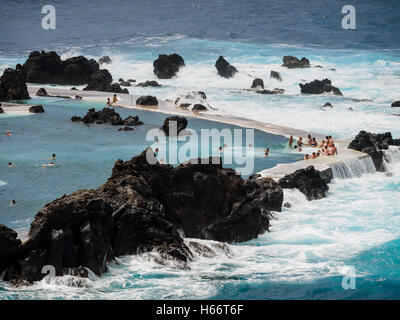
[264,148,269,157]
[107,98,112,106]
[113,94,118,104]
[297,137,304,147]
[310,138,318,147]
[289,136,294,148]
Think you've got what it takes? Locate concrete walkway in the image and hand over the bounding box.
[23,86,367,178]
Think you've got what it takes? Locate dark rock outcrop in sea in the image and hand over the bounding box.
[299,79,342,96]
[282,56,310,69]
[29,105,45,113]
[83,69,128,93]
[391,101,400,107]
[99,56,112,65]
[22,51,99,85]
[71,108,143,126]
[256,88,285,95]
[278,166,332,200]
[215,56,238,78]
[136,80,161,87]
[0,224,21,273]
[36,88,48,97]
[270,71,282,81]
[348,131,400,171]
[0,67,30,101]
[251,78,264,89]
[153,54,185,79]
[136,95,158,106]
[161,116,188,136]
[0,106,4,113]
[0,149,283,284]
[192,104,208,111]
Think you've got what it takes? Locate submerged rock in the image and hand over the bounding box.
[0,67,30,101]
[0,106,4,113]
[136,80,161,87]
[270,71,282,81]
[29,105,45,113]
[278,166,332,200]
[251,78,264,89]
[215,56,238,78]
[118,126,134,131]
[161,116,188,136]
[282,56,310,69]
[0,148,283,284]
[299,79,342,96]
[153,54,185,79]
[136,95,158,106]
[256,88,285,95]
[348,131,399,171]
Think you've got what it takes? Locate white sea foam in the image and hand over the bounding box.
[0,180,7,187]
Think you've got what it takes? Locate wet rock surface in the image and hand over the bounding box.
[0,149,283,284]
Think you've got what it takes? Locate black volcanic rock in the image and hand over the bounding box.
[278,166,331,200]
[282,56,310,69]
[251,78,264,89]
[72,108,143,127]
[270,71,282,81]
[29,105,45,113]
[99,56,112,65]
[1,148,283,284]
[0,224,22,273]
[161,116,188,136]
[215,56,238,78]
[391,101,400,107]
[123,115,143,126]
[36,88,48,96]
[153,54,185,79]
[0,67,30,101]
[192,104,207,111]
[136,95,158,106]
[348,131,399,171]
[109,83,129,94]
[136,80,161,87]
[22,51,99,85]
[83,69,112,91]
[0,107,4,113]
[299,79,342,96]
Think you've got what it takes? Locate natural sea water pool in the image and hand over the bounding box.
[0,97,300,233]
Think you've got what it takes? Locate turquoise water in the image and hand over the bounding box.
[1,0,400,299]
[0,97,299,233]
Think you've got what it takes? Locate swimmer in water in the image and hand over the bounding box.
[8,162,14,167]
[113,94,118,104]
[264,148,269,157]
[47,162,56,166]
[107,98,112,106]
[9,200,16,205]
[304,154,309,160]
[288,136,294,148]
[6,130,11,136]
[46,153,56,160]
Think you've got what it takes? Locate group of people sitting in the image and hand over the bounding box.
[288,134,338,160]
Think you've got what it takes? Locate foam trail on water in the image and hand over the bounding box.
[0,180,7,187]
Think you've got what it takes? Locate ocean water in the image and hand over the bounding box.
[1,0,400,299]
